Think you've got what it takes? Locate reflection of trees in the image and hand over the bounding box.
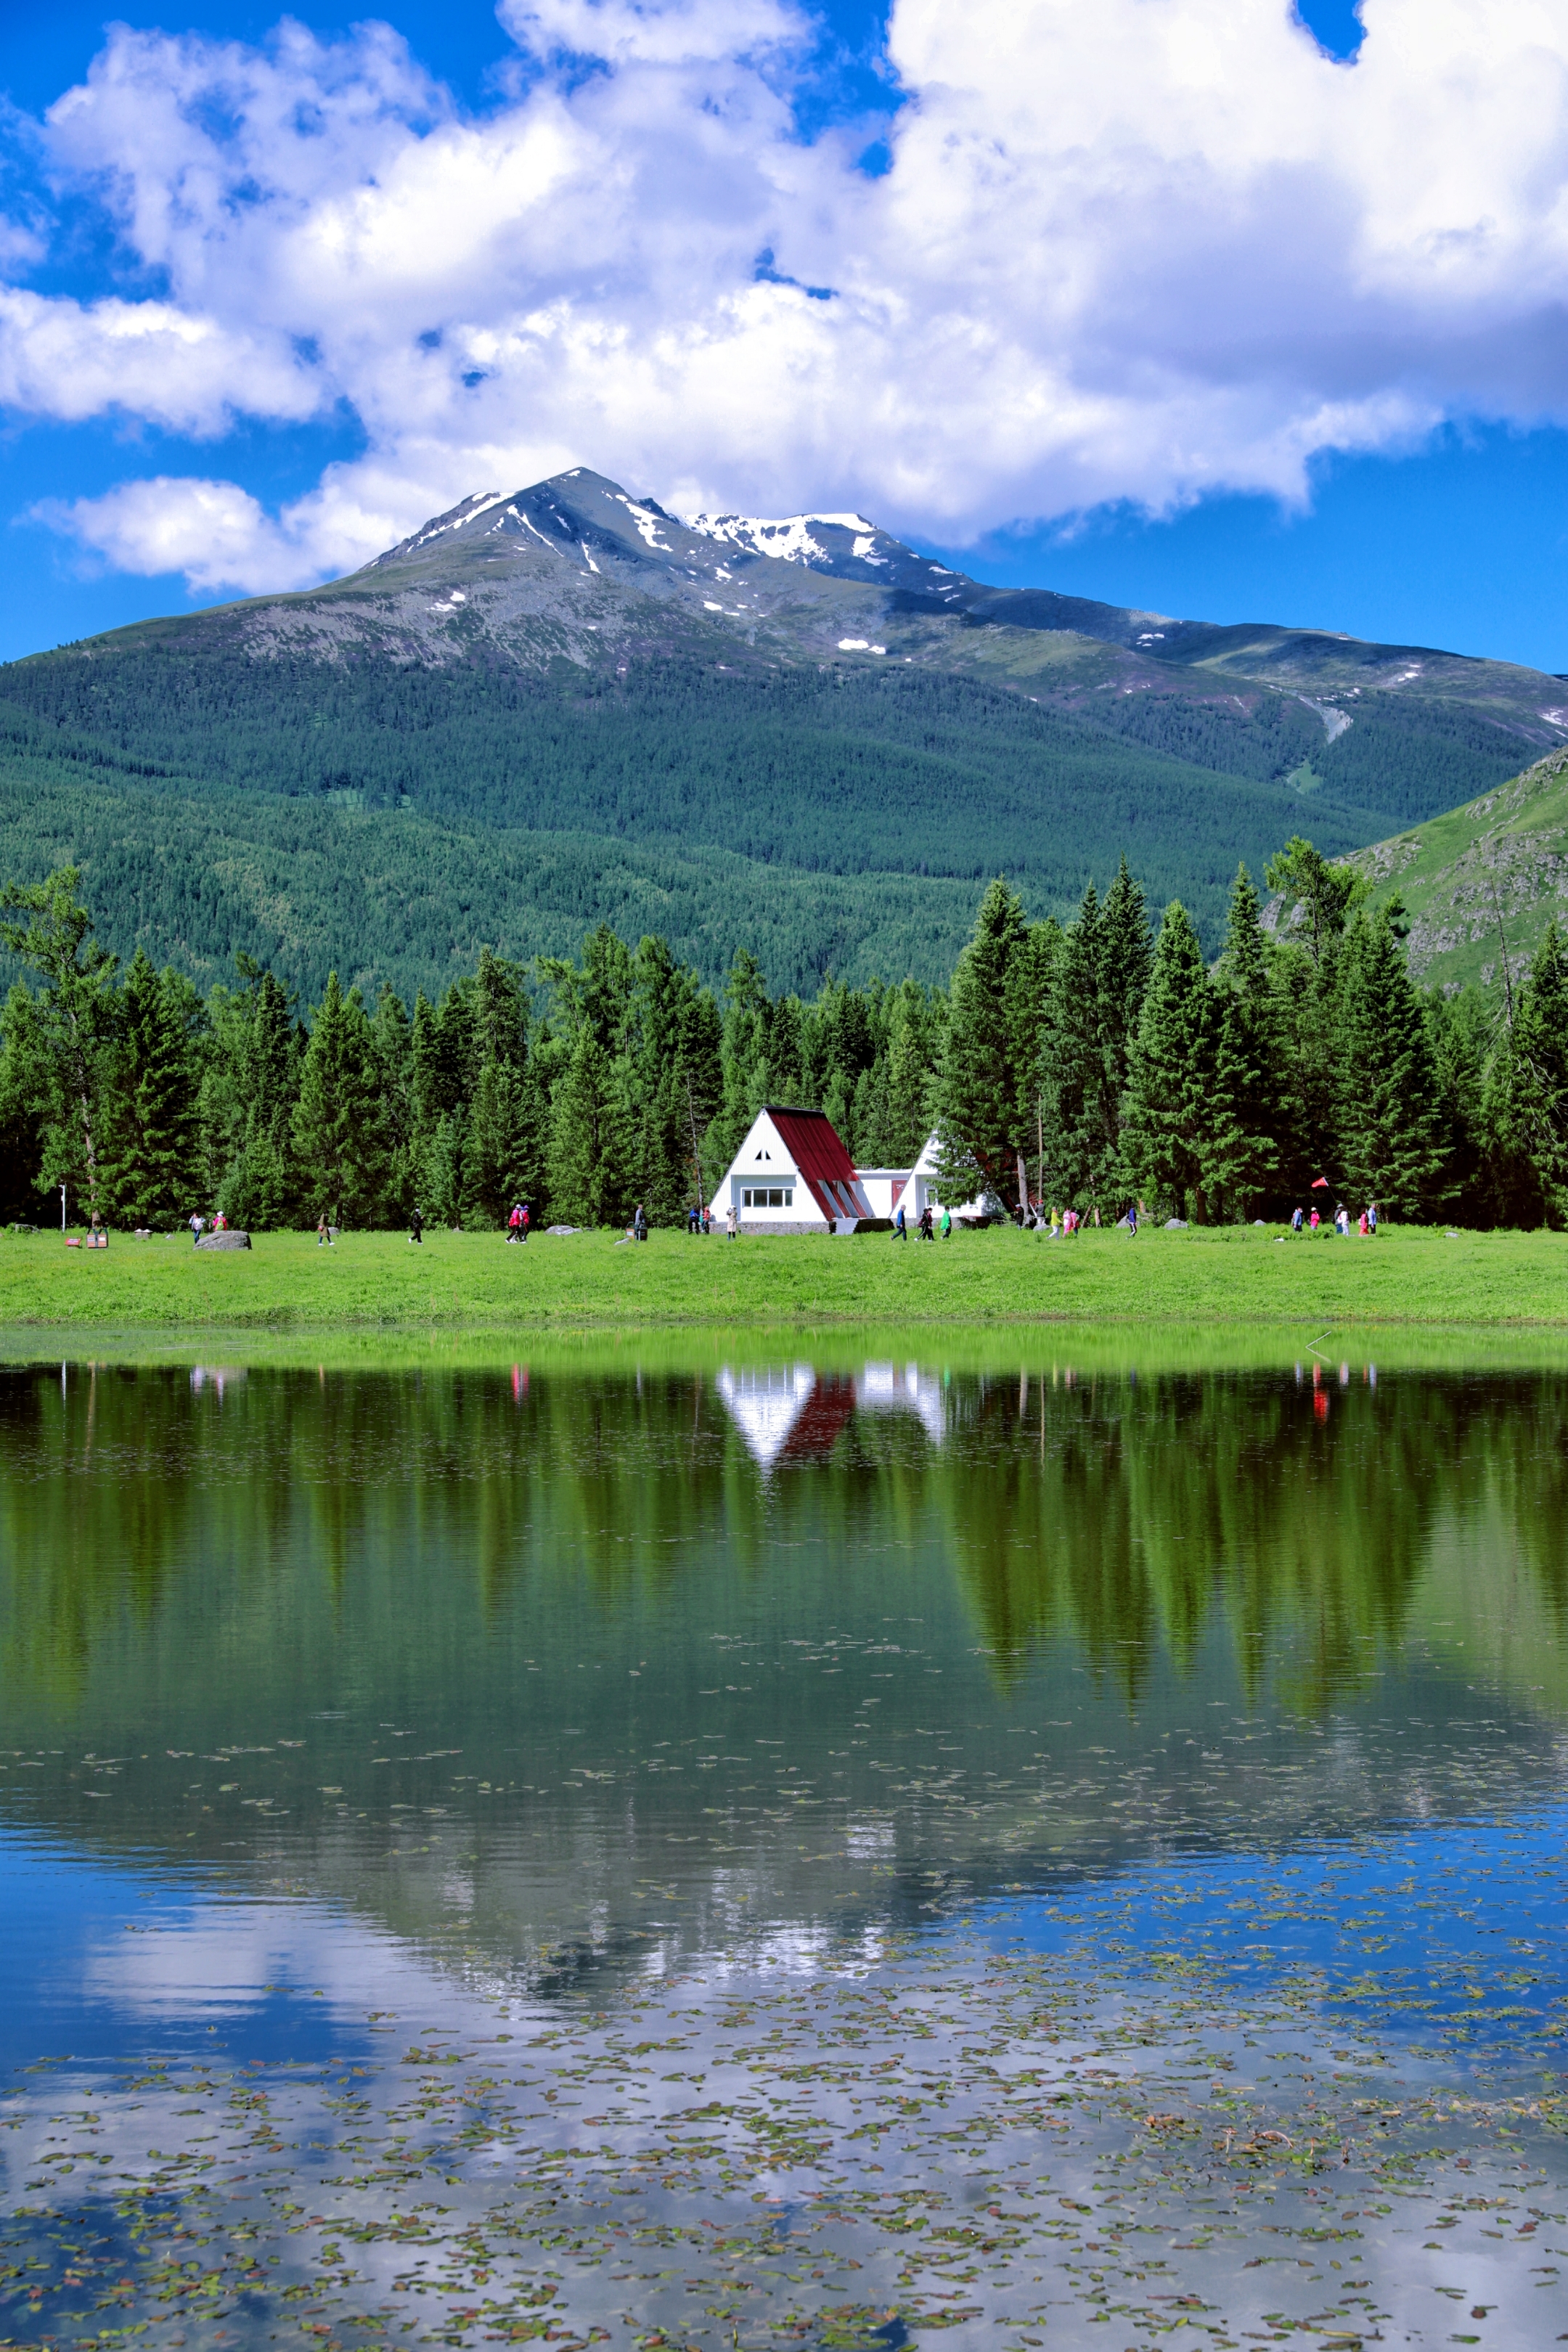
[931,1372,1564,1711]
[3,1363,1568,1728]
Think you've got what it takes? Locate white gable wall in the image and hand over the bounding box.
[714,1110,875,1233]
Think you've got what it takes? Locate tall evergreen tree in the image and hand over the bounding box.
[1202,866,1284,1220]
[105,949,202,1228]
[1123,902,1216,1220]
[548,1030,627,1226]
[0,867,117,1221]
[1335,905,1448,1217]
[462,950,533,1226]
[936,878,1035,1211]
[290,973,388,1225]
[1502,918,1568,1217]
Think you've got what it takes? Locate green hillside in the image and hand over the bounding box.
[0,745,988,1003]
[1347,746,1568,996]
[0,654,1392,997]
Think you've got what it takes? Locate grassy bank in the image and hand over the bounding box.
[1,1220,1565,1336]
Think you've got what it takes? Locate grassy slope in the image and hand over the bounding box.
[1351,745,1568,992]
[4,1222,1565,1334]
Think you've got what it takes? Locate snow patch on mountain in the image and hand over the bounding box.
[682,511,877,564]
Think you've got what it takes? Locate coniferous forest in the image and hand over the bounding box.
[2,843,1564,1233]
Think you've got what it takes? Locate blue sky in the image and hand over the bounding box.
[4,0,1568,672]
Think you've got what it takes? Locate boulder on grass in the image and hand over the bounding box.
[195,1230,252,1250]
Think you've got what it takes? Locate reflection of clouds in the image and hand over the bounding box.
[716,1361,945,1466]
[80,1895,460,2022]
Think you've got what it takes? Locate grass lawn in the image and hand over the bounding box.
[1,1219,1565,1339]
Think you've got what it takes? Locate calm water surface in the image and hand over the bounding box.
[1,1353,1566,2348]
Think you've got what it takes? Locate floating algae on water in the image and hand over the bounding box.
[1,1355,1566,2346]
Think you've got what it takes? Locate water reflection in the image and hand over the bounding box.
[2,1355,1567,2347]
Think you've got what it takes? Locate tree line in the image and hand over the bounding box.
[1,845,1564,1230]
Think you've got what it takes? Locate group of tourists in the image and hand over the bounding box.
[506,1201,532,1243]
[189,1209,232,1245]
[892,1201,944,1240]
[1291,1201,1379,1236]
[685,1203,715,1236]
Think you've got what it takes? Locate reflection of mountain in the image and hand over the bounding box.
[716,1360,945,1463]
[1,1361,1566,1999]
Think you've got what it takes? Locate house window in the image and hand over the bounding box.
[743,1188,793,1208]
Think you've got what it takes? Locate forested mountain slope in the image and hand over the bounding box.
[1,466,1563,1000]
[1345,746,1568,995]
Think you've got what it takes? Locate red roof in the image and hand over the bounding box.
[765,1106,860,1225]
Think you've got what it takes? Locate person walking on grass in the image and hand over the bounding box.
[409,1206,423,1245]
[634,1202,648,1243]
[1291,1206,1304,1233]
[189,1212,205,1246]
[1127,1204,1138,1237]
[919,1202,934,1241]
[940,1204,952,1240]
[1310,1206,1320,1234]
[507,1201,523,1243]
[726,1201,738,1239]
[317,1212,333,1249]
[894,1203,907,1241]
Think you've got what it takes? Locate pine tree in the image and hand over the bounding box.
[883,980,939,1164]
[290,972,388,1226]
[107,949,202,1228]
[548,1030,627,1226]
[1099,856,1154,1047]
[1042,883,1106,1205]
[936,877,1034,1211]
[461,950,531,1226]
[1335,907,1448,1218]
[1202,867,1284,1220]
[1503,918,1568,1216]
[0,867,117,1222]
[1123,902,1215,1220]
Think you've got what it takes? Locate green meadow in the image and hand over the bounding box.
[2,1218,1566,1342]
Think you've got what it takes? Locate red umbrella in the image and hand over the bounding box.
[1310,1177,1330,1188]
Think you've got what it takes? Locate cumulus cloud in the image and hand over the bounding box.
[9,0,1568,594]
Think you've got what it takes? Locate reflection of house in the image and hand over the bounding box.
[715,1365,858,1466]
[716,1360,948,1465]
[857,1360,947,1446]
[714,1107,876,1233]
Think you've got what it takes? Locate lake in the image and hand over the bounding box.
[1,1346,1565,2348]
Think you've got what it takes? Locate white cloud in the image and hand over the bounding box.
[9,0,1568,593]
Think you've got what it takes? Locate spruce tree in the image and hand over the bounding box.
[936,876,1033,1210]
[548,1030,626,1226]
[884,980,939,1164]
[1503,918,1568,1215]
[0,866,116,1222]
[1042,884,1103,1204]
[290,972,388,1226]
[1335,907,1447,1218]
[1123,902,1215,1220]
[107,949,202,1228]
[1202,866,1284,1219]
